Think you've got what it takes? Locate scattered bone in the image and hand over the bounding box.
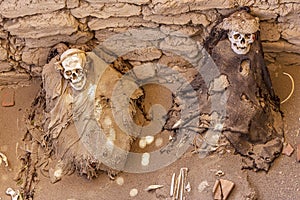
[0,152,8,167]
[141,153,150,166]
[282,143,294,157]
[116,177,124,186]
[6,188,21,200]
[179,170,183,200]
[172,119,183,129]
[175,170,182,199]
[170,168,189,200]
[129,188,138,197]
[185,182,191,192]
[213,179,235,200]
[170,173,176,196]
[281,72,295,104]
[144,184,164,192]
[198,180,209,193]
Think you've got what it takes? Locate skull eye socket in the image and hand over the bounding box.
[245,34,252,39]
[65,70,72,76]
[76,69,82,74]
[233,34,240,40]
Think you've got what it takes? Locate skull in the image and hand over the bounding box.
[61,49,87,91]
[228,31,255,55]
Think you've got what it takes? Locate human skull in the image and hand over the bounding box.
[61,49,87,91]
[228,31,255,55]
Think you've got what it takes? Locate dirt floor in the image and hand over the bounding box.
[0,64,299,200]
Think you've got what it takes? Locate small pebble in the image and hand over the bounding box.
[104,117,112,126]
[141,153,150,166]
[145,136,154,145]
[54,168,63,178]
[155,137,163,147]
[215,170,225,177]
[129,188,138,197]
[116,177,124,186]
[139,138,147,149]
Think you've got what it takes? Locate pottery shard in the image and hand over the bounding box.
[260,22,280,42]
[71,2,141,19]
[282,143,294,157]
[1,88,15,107]
[0,0,65,18]
[213,179,235,200]
[4,11,79,39]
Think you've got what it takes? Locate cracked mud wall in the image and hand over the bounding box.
[0,0,299,86]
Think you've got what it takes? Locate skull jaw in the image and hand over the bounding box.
[231,44,251,55]
[70,75,87,91]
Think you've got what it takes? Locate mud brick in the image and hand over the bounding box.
[1,88,15,107]
[213,179,235,200]
[282,143,294,157]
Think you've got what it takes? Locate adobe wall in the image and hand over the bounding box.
[0,0,299,86]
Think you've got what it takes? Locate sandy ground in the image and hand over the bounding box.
[0,65,299,200]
